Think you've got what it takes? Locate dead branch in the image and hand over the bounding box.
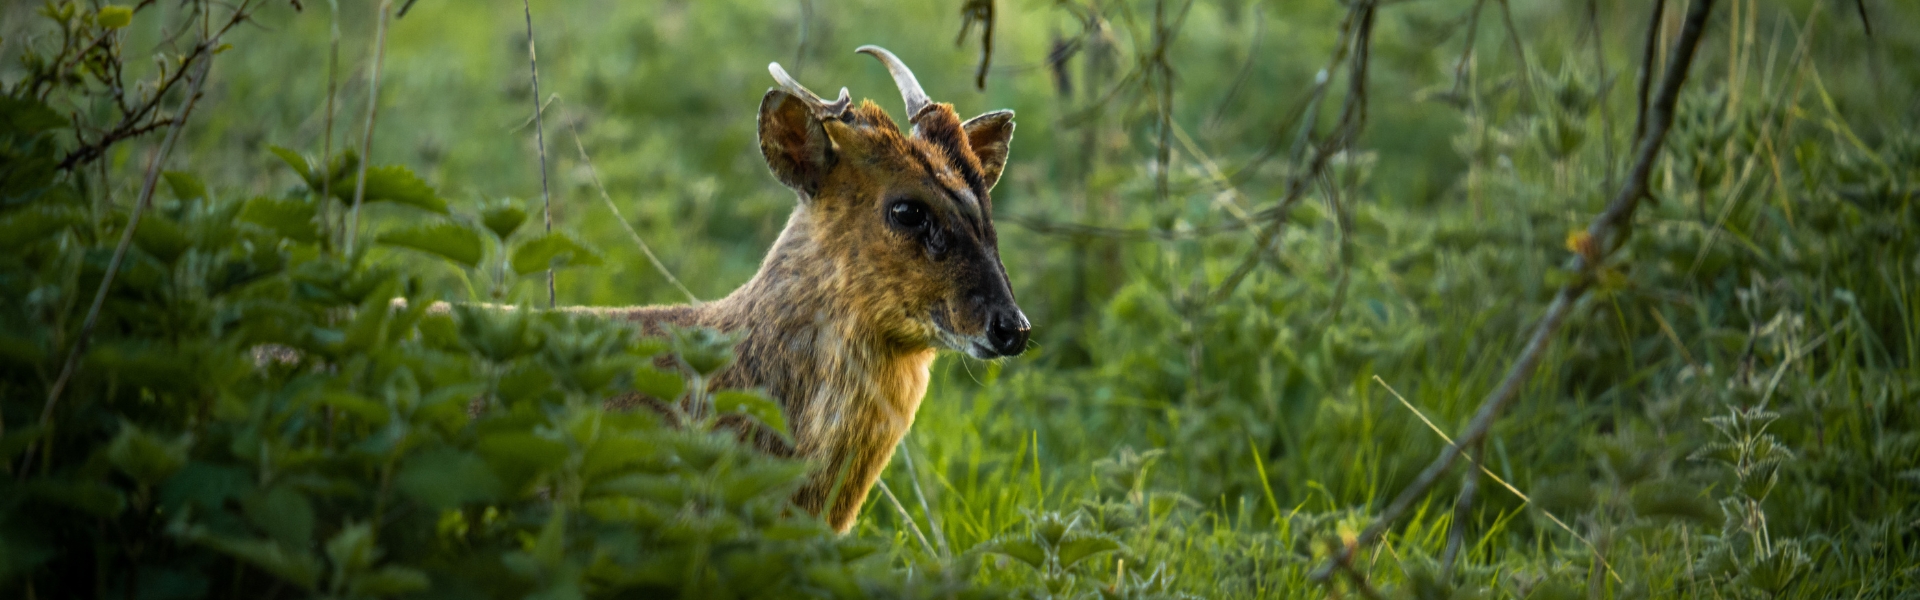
[1308,0,1718,584]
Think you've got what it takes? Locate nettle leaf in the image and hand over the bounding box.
[977,536,1048,570]
[0,203,83,250]
[509,231,602,275]
[26,479,126,517]
[0,425,48,463]
[269,146,315,185]
[325,522,377,574]
[333,165,447,214]
[1055,532,1122,569]
[242,484,316,548]
[352,566,431,597]
[477,432,569,489]
[713,389,790,442]
[180,531,321,590]
[397,447,504,509]
[455,304,544,362]
[0,96,66,135]
[105,422,192,486]
[482,201,528,240]
[239,196,320,243]
[377,220,484,268]
[632,365,685,401]
[164,171,208,201]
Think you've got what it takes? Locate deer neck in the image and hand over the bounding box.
[704,209,935,530]
[710,210,935,456]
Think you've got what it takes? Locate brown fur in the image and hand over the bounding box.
[570,83,1021,532]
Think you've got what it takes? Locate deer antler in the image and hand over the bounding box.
[855,45,933,123]
[767,62,852,120]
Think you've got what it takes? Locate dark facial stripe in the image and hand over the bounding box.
[905,148,988,239]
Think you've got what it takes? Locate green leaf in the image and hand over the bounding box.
[0,204,83,250]
[242,484,316,548]
[1055,532,1121,569]
[509,232,602,275]
[26,479,126,517]
[338,165,447,213]
[0,425,47,463]
[352,566,431,597]
[268,146,315,186]
[377,220,484,268]
[164,171,207,201]
[477,432,569,489]
[482,201,528,240]
[97,5,133,29]
[239,196,320,243]
[713,389,790,442]
[132,214,191,264]
[977,536,1048,570]
[397,447,504,509]
[183,533,320,590]
[325,522,377,573]
[631,366,685,401]
[106,422,191,486]
[0,96,66,135]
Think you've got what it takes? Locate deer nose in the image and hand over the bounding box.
[987,309,1031,357]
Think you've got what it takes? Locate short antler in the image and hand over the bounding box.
[768,62,852,120]
[855,45,933,123]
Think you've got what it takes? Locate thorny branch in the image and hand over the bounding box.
[25,42,219,478]
[1308,0,1719,584]
[48,0,253,172]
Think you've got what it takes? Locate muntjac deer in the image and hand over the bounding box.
[574,46,1028,532]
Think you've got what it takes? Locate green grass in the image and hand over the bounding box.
[4,0,1917,596]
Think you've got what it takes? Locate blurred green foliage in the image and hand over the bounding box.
[2,0,1917,597]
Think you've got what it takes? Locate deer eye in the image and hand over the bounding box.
[888,200,931,231]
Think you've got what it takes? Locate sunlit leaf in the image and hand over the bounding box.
[509,231,602,275]
[377,220,484,268]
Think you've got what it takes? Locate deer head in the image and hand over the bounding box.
[755,46,1029,359]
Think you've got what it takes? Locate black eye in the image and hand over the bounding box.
[889,200,930,231]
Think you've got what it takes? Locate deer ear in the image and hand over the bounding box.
[962,110,1015,192]
[758,90,835,199]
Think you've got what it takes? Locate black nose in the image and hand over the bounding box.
[987,309,1031,357]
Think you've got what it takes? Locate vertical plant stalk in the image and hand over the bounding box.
[1150,0,1173,205]
[28,55,215,475]
[345,0,394,251]
[522,0,556,309]
[896,442,951,559]
[1439,440,1483,573]
[1309,0,1718,584]
[321,0,342,250]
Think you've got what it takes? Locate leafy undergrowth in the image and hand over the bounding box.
[4,0,1918,599]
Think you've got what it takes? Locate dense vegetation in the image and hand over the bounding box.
[2,0,1914,597]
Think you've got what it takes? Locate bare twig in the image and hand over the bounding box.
[53,0,246,172]
[521,0,556,309]
[344,0,394,251]
[562,111,699,304]
[1633,0,1669,144]
[25,52,214,477]
[1310,0,1717,583]
[1210,1,1375,304]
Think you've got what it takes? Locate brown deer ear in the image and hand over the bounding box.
[962,110,1015,191]
[758,90,836,199]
